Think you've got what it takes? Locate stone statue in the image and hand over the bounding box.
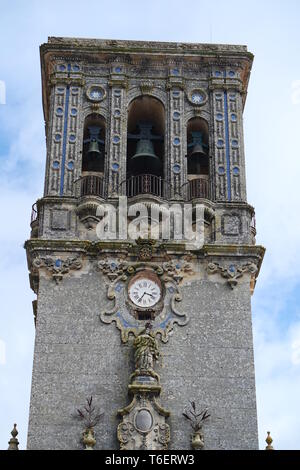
[133,323,159,372]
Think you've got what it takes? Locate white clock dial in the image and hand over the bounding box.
[129,278,161,308]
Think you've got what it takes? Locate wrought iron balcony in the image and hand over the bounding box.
[184,178,210,200]
[78,174,106,198]
[31,203,38,224]
[121,174,171,199]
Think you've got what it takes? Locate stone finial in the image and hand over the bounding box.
[8,424,19,450]
[265,431,274,450]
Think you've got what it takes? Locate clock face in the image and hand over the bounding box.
[129,278,161,308]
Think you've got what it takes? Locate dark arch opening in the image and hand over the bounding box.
[127,96,165,178]
[82,114,106,174]
[186,117,209,178]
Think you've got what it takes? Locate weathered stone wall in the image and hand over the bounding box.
[27,264,257,450]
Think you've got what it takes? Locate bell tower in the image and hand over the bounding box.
[25,37,264,450]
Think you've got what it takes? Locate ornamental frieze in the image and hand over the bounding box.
[207,261,258,289]
[32,256,82,284]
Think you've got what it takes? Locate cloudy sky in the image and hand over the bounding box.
[0,0,300,450]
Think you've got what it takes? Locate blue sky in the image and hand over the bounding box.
[1,0,300,450]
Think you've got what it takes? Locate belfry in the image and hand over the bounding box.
[25,37,264,449]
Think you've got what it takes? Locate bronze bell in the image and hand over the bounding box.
[83,125,104,172]
[130,138,162,175]
[189,131,207,159]
[87,139,102,158]
[187,131,208,175]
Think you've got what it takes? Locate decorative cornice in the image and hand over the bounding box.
[25,239,265,260]
[207,261,258,289]
[49,74,85,87]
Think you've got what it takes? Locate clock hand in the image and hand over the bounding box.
[138,292,146,302]
[145,292,155,298]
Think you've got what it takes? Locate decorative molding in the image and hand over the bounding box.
[136,238,156,261]
[207,261,258,289]
[140,80,154,94]
[49,74,85,88]
[32,256,82,284]
[162,259,193,284]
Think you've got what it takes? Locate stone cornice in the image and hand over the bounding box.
[25,239,264,295]
[25,239,265,265]
[40,37,253,122]
[43,37,253,60]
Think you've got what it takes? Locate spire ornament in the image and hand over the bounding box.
[265,431,274,450]
[8,424,19,450]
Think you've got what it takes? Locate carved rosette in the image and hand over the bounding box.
[207,261,258,289]
[98,258,193,343]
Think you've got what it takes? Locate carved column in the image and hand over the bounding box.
[107,71,127,198]
[45,62,84,197]
[166,68,185,199]
[210,68,247,203]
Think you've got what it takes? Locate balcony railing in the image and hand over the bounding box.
[184,178,209,200]
[31,203,38,224]
[78,174,106,198]
[76,174,210,201]
[120,174,171,199]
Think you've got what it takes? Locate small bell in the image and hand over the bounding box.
[188,131,207,158]
[87,139,101,158]
[187,131,208,175]
[83,126,104,172]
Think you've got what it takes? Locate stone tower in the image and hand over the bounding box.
[25,37,264,450]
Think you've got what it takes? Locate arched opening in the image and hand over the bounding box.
[186,118,209,199]
[126,96,165,197]
[80,114,106,198]
[82,114,106,174]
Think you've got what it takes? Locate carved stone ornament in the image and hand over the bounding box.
[207,261,258,289]
[140,80,154,95]
[136,238,156,261]
[32,256,82,284]
[98,258,192,343]
[117,325,170,450]
[8,424,19,450]
[82,428,96,450]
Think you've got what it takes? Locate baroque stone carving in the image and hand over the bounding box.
[32,256,82,284]
[207,261,258,289]
[140,80,154,94]
[117,325,170,450]
[133,324,160,376]
[98,259,191,343]
[136,238,156,261]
